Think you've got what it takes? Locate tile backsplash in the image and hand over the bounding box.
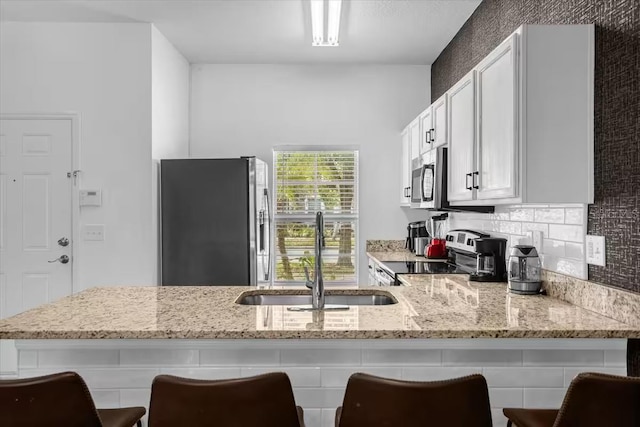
[441,204,588,280]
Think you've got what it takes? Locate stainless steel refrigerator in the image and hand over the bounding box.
[160,157,271,285]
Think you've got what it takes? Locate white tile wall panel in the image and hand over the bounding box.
[523,350,604,366]
[562,367,627,386]
[604,349,626,366]
[321,367,402,387]
[293,387,345,408]
[91,390,121,409]
[524,388,567,408]
[483,367,564,387]
[442,350,522,366]
[242,367,321,387]
[38,349,119,367]
[492,409,509,426]
[564,208,584,225]
[17,350,37,368]
[200,348,280,365]
[120,349,198,366]
[321,409,337,427]
[510,208,534,222]
[401,367,481,381]
[534,209,565,224]
[543,239,566,257]
[548,224,584,243]
[488,388,523,408]
[564,242,585,259]
[303,409,322,427]
[76,368,159,389]
[362,349,441,365]
[521,222,550,237]
[281,349,360,366]
[159,367,241,380]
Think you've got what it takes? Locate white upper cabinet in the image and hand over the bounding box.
[400,127,411,206]
[446,24,594,206]
[418,107,432,155]
[408,117,421,161]
[447,71,476,202]
[431,94,447,148]
[475,34,518,200]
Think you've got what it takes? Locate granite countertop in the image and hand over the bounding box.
[1,276,638,339]
[367,251,436,264]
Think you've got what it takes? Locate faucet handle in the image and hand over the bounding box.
[303,266,313,289]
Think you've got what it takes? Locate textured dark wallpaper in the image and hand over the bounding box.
[431,0,639,293]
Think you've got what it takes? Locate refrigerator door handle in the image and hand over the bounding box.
[265,188,272,282]
[259,210,265,252]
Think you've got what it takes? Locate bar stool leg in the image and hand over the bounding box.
[628,339,640,377]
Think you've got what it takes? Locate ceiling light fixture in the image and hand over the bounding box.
[310,0,342,47]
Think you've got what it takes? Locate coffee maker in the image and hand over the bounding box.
[469,238,508,282]
[405,221,428,253]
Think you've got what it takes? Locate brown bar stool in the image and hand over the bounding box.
[148,372,305,427]
[335,372,492,427]
[504,372,640,427]
[0,371,145,427]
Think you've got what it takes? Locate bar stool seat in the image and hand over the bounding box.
[335,373,492,427]
[148,372,305,427]
[0,371,145,427]
[503,372,640,427]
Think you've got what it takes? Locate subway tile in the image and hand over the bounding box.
[492,211,511,221]
[604,350,626,366]
[442,350,522,366]
[483,367,564,388]
[541,256,586,279]
[119,388,151,408]
[293,387,345,408]
[564,242,584,260]
[38,350,119,367]
[489,388,523,408]
[543,239,566,257]
[524,388,567,408]
[523,350,604,366]
[160,367,241,380]
[303,409,322,427]
[563,367,627,386]
[243,367,321,387]
[322,367,401,387]
[510,208,534,222]
[200,349,280,366]
[362,349,440,366]
[321,409,338,427]
[564,208,584,225]
[281,349,360,366]
[534,209,565,224]
[521,222,549,237]
[499,221,522,235]
[18,351,37,368]
[77,368,159,389]
[91,390,121,409]
[120,349,198,366]
[492,409,510,426]
[548,224,584,243]
[401,367,481,381]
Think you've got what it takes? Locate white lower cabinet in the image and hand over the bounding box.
[446,24,594,206]
[400,128,411,206]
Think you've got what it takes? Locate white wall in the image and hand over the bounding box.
[151,25,190,284]
[190,64,431,283]
[0,22,154,289]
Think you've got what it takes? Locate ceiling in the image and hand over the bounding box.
[0,0,481,64]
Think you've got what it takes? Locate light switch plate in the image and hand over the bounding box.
[83,224,105,241]
[586,235,605,266]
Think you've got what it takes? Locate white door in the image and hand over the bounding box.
[0,118,73,375]
[418,107,432,155]
[400,128,411,206]
[432,94,447,148]
[447,71,476,202]
[408,118,420,162]
[476,34,519,200]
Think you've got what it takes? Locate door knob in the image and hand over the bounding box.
[57,237,69,247]
[48,255,69,264]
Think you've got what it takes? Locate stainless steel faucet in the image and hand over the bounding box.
[304,211,325,310]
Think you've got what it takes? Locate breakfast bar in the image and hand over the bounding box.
[1,275,638,427]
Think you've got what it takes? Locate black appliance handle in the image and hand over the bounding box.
[465,173,473,190]
[473,171,479,190]
[264,188,271,281]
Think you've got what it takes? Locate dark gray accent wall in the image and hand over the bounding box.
[431,0,639,293]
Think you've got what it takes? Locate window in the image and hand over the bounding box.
[273,147,359,285]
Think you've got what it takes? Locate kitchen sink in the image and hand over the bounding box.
[235,291,397,306]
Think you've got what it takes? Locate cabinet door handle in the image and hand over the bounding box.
[430,128,435,143]
[472,171,479,189]
[465,173,473,190]
[425,131,431,145]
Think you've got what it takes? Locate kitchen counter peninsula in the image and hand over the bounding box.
[1,278,638,427]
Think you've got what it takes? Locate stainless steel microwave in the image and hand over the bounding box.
[410,147,494,212]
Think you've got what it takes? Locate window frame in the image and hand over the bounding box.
[271,145,360,286]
